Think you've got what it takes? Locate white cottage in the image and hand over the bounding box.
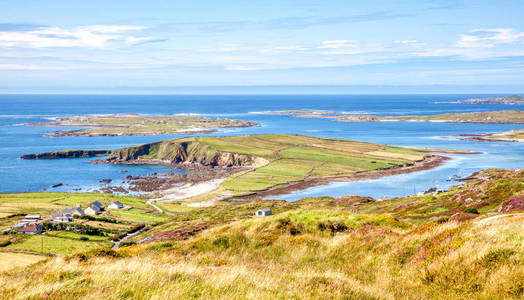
[256,208,272,217]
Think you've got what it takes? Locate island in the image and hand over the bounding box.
[20,149,111,159]
[457,95,524,104]
[458,129,524,143]
[270,110,524,124]
[28,114,258,137]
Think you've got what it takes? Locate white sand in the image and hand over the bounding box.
[153,178,226,203]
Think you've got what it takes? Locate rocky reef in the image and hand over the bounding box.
[20,149,111,159]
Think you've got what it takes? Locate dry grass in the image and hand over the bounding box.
[0,212,522,299]
[0,252,47,271]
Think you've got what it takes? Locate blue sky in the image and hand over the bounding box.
[1,0,524,93]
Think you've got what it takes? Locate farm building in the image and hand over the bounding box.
[17,223,43,235]
[53,215,73,223]
[51,207,84,219]
[256,208,272,217]
[85,205,101,216]
[90,201,105,211]
[108,201,124,209]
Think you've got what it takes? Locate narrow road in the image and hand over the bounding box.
[112,226,147,250]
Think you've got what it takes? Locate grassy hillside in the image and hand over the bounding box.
[108,134,428,194]
[1,169,522,299]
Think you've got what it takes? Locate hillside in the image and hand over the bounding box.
[0,169,522,299]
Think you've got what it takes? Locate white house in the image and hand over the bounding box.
[53,215,73,223]
[85,205,101,216]
[108,201,124,209]
[256,208,272,217]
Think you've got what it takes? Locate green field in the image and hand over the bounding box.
[202,135,427,192]
[106,134,429,194]
[6,235,112,255]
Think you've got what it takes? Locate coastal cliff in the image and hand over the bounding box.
[106,139,255,167]
[20,149,111,159]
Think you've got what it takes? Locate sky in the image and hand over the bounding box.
[1,0,524,93]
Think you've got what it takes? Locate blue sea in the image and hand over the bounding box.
[0,94,523,200]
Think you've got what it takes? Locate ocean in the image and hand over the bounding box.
[1,94,523,200]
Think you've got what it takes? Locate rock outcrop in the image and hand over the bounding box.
[106,139,255,167]
[21,150,111,159]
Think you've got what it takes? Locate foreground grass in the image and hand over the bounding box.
[0,213,521,299]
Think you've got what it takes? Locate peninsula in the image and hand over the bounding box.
[457,95,524,104]
[28,114,258,137]
[97,134,444,202]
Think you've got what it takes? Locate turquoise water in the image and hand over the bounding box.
[0,94,522,199]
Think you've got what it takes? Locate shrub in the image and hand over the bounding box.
[71,248,127,262]
[478,249,516,267]
[464,208,479,214]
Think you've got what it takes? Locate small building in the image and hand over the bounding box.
[90,201,105,211]
[85,205,101,216]
[51,207,84,219]
[53,215,73,223]
[25,214,41,220]
[256,208,272,217]
[17,222,43,235]
[108,201,124,209]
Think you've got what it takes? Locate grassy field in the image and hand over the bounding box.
[206,135,427,192]
[106,134,428,195]
[0,252,47,271]
[6,235,112,255]
[33,114,255,136]
[0,168,522,299]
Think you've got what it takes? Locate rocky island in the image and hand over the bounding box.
[457,95,524,104]
[28,114,258,137]
[20,149,111,159]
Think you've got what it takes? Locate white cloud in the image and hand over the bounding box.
[225,65,258,71]
[457,28,524,48]
[0,25,149,48]
[319,40,357,49]
[395,39,418,45]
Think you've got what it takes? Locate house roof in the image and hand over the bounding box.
[87,205,101,212]
[18,223,42,233]
[25,214,41,219]
[257,208,272,213]
[51,207,84,218]
[110,201,123,206]
[90,201,104,209]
